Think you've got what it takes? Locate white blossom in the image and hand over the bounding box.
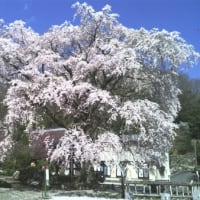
[0,132,14,162]
[1,2,199,167]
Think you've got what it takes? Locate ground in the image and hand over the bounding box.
[51,198,123,200]
[0,188,123,200]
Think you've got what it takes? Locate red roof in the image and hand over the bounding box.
[30,128,65,159]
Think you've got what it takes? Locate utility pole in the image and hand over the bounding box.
[192,139,198,167]
[195,140,198,167]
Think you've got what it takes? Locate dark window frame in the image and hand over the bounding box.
[138,167,149,179]
[97,161,111,177]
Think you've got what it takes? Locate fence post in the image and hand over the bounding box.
[42,167,50,199]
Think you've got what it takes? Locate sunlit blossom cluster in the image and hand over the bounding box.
[0,3,199,167]
[0,133,14,162]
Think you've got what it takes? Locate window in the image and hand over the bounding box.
[138,168,149,179]
[143,168,149,178]
[97,161,111,177]
[116,166,122,177]
[64,161,81,176]
[138,168,144,178]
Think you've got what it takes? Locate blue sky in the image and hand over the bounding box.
[1,0,200,79]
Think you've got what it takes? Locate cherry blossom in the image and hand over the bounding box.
[0,132,14,162]
[1,2,199,168]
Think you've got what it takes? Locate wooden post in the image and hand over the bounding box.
[192,139,198,167]
[143,185,145,193]
[158,185,161,194]
[134,183,137,194]
[182,186,184,196]
[186,186,190,196]
[156,185,158,194]
[176,186,178,196]
[169,185,172,196]
[149,185,151,194]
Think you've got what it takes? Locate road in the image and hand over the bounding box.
[0,188,124,200]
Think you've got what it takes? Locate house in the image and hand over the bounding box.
[96,134,171,182]
[29,128,171,183]
[29,128,66,160]
[29,128,81,176]
[94,153,171,184]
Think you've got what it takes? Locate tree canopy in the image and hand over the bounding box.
[0,2,199,167]
[176,75,200,140]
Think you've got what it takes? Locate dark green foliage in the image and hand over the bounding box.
[36,103,73,129]
[2,126,31,175]
[86,167,99,188]
[191,79,200,94]
[18,166,44,187]
[2,143,31,175]
[1,159,16,175]
[19,166,38,183]
[176,75,200,139]
[196,141,200,165]
[173,123,193,154]
[0,179,11,188]
[174,75,200,155]
[177,92,200,139]
[78,163,88,184]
